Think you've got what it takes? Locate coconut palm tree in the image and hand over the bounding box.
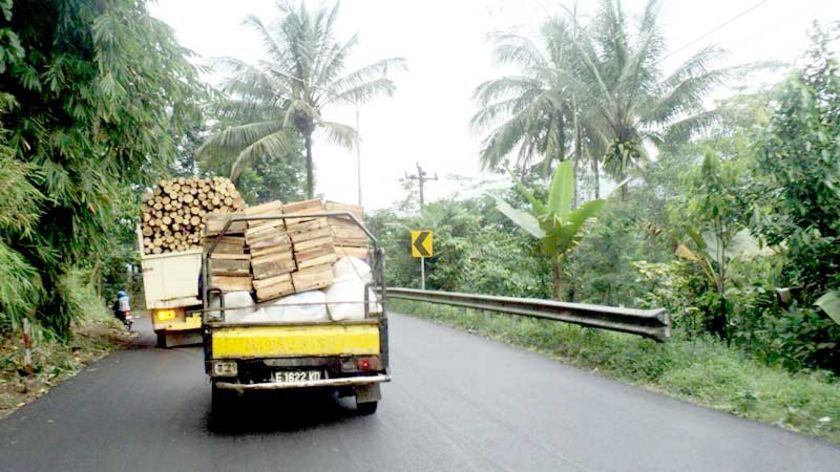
[474,0,726,198]
[199,1,406,198]
[564,0,726,189]
[470,17,580,178]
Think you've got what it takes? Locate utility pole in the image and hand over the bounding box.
[355,102,362,207]
[405,162,438,210]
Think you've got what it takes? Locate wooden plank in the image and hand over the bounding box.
[210,257,251,276]
[210,275,253,292]
[294,244,335,262]
[325,201,364,220]
[205,212,246,235]
[291,264,334,293]
[282,198,323,214]
[283,199,324,227]
[203,236,246,254]
[290,226,333,244]
[251,252,296,280]
[250,242,294,258]
[244,200,284,229]
[292,236,334,252]
[245,226,290,248]
[209,253,250,261]
[297,252,337,270]
[286,217,328,235]
[252,272,291,289]
[253,273,295,301]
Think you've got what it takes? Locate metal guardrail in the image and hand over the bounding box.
[385,288,670,342]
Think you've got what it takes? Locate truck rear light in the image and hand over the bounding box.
[212,361,237,377]
[155,309,177,321]
[356,356,380,371]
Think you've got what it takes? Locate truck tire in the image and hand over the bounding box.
[356,400,378,415]
[211,383,235,419]
[156,332,167,348]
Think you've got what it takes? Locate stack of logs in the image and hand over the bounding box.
[140,177,244,255]
[203,198,369,302]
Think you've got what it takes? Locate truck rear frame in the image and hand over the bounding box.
[201,211,390,415]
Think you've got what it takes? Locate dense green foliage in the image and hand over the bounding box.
[377,23,840,373]
[0,0,203,335]
[198,0,405,198]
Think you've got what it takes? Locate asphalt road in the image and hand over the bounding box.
[1,314,839,472]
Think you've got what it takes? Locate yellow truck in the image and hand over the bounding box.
[137,229,203,347]
[202,212,390,415]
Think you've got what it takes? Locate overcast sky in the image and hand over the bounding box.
[150,0,839,210]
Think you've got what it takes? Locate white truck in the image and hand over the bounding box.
[137,228,204,347]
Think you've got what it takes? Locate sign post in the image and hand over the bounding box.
[411,230,433,290]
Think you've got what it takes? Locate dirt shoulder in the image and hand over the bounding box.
[0,318,134,419]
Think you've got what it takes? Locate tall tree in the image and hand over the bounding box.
[0,0,203,335]
[199,1,405,198]
[473,0,726,198]
[471,18,579,177]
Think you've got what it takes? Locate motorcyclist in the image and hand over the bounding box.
[113,289,133,331]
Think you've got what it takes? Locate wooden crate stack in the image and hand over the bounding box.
[245,202,296,302]
[325,201,369,259]
[204,212,252,293]
[140,177,244,255]
[283,199,336,293]
[202,198,366,302]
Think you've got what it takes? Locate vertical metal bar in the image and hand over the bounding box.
[420,257,425,290]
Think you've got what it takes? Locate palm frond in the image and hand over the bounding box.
[198,120,284,155]
[230,128,298,178]
[317,120,356,149]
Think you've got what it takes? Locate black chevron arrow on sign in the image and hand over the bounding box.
[413,231,431,257]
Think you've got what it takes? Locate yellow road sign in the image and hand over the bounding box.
[411,230,433,258]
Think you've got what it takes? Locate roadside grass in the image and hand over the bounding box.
[0,315,131,419]
[391,299,840,446]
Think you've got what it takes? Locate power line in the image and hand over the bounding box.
[657,0,772,64]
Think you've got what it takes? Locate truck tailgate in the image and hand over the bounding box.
[210,322,381,359]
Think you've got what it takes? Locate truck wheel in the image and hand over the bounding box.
[356,401,378,415]
[211,383,235,418]
[156,332,167,348]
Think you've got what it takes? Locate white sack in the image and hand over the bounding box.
[326,275,382,321]
[332,256,372,282]
[246,290,329,323]
[208,291,256,322]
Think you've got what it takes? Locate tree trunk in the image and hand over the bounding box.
[593,157,600,199]
[552,254,565,301]
[304,131,314,199]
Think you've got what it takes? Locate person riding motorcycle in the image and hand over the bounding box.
[112,290,133,331]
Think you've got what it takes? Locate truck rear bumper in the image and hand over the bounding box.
[214,374,390,391]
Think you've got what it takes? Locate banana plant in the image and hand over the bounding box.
[496,161,605,300]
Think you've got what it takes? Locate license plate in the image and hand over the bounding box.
[274,370,321,384]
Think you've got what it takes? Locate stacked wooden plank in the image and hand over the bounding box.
[245,202,295,301]
[202,198,368,302]
[204,212,253,293]
[284,199,336,293]
[140,176,244,255]
[325,201,369,259]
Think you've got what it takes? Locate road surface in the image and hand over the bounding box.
[0,314,838,471]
